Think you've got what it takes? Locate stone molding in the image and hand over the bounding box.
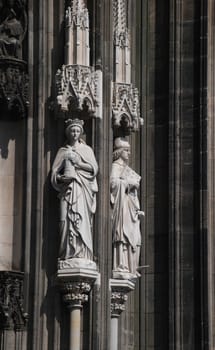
[58,257,97,271]
[0,271,28,331]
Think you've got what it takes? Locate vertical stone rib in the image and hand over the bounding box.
[207,0,215,347]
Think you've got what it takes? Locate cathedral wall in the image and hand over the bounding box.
[0,0,212,349]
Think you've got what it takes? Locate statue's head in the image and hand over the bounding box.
[65,118,84,142]
[113,137,131,162]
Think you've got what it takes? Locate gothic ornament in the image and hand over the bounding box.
[60,281,91,307]
[111,292,128,318]
[0,1,29,119]
[55,0,102,118]
[110,279,135,318]
[56,65,101,118]
[112,82,142,132]
[112,0,142,133]
[0,59,29,118]
[0,271,28,331]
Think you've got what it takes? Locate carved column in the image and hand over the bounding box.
[0,272,28,350]
[110,279,135,350]
[57,268,99,350]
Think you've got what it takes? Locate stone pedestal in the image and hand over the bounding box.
[56,259,99,350]
[110,279,135,350]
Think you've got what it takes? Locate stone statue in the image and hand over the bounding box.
[110,138,144,278]
[0,0,26,59]
[51,119,98,262]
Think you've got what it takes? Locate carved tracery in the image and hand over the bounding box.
[56,0,102,119]
[112,0,142,132]
[0,271,28,331]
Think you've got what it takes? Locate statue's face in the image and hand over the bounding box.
[67,126,82,142]
[120,147,130,162]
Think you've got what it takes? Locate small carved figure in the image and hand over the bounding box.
[110,138,144,278]
[0,0,26,59]
[51,119,98,261]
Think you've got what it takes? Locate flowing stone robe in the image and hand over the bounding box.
[110,161,141,276]
[51,142,98,261]
[0,9,23,58]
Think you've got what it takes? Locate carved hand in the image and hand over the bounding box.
[68,153,81,165]
[57,175,73,184]
[137,210,145,217]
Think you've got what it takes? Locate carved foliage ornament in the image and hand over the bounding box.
[59,281,91,307]
[0,271,28,331]
[111,291,128,317]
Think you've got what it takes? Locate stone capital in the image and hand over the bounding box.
[110,279,135,318]
[56,259,99,308]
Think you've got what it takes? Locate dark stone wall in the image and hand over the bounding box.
[138,0,208,349]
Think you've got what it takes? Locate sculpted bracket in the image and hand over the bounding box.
[0,271,28,331]
[0,58,29,118]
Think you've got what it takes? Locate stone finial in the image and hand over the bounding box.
[65,0,89,66]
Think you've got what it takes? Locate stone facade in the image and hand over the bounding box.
[0,0,214,350]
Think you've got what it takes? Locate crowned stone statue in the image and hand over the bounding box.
[110,138,144,279]
[51,119,98,269]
